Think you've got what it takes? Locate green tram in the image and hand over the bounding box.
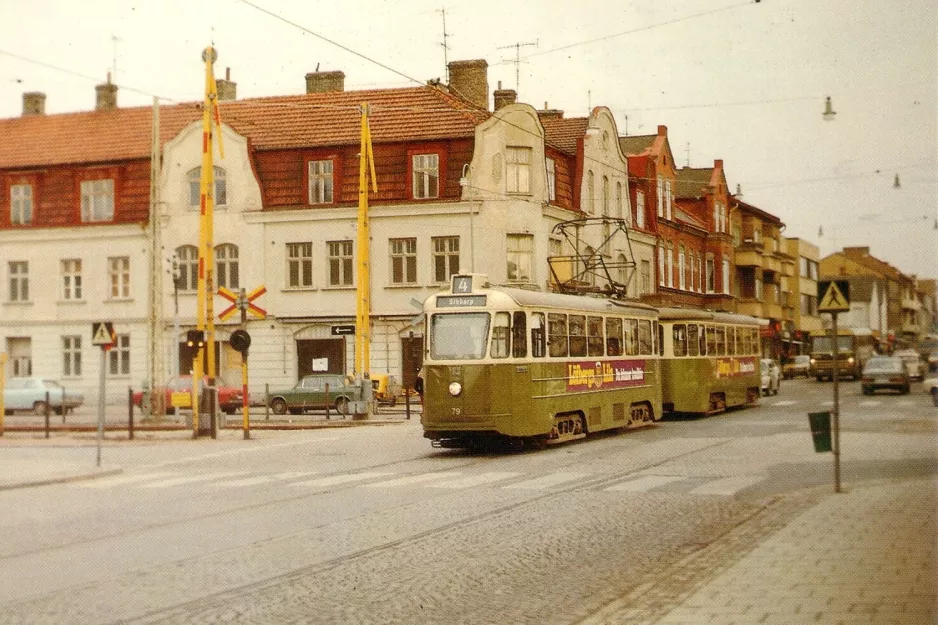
[657,308,763,415]
[422,274,662,448]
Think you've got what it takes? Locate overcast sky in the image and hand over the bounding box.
[2,0,935,279]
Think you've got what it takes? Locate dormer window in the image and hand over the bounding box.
[506,146,532,194]
[412,153,440,199]
[187,166,227,209]
[80,179,114,222]
[10,184,32,225]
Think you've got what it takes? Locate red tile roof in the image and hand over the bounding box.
[0,86,490,169]
[540,116,588,154]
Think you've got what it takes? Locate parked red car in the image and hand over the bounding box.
[132,375,243,415]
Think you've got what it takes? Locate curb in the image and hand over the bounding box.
[0,466,123,491]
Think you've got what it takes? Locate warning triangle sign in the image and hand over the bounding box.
[92,322,115,346]
[818,281,850,312]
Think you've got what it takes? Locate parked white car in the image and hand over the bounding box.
[760,359,781,396]
[894,349,924,381]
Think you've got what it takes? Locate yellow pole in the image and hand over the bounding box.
[355,103,378,376]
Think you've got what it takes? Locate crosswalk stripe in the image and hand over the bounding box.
[208,472,319,488]
[80,471,174,488]
[604,475,683,492]
[291,471,394,488]
[690,476,763,496]
[502,471,589,490]
[427,472,522,489]
[363,472,463,488]
[772,400,797,406]
[141,472,247,488]
[858,400,882,407]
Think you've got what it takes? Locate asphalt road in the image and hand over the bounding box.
[0,378,934,624]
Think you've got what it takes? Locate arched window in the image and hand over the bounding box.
[678,245,686,290]
[215,244,239,289]
[187,166,227,208]
[175,245,199,292]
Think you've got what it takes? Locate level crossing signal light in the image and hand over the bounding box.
[229,329,251,354]
[186,330,205,348]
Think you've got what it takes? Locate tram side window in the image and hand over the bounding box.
[654,321,660,355]
[606,317,623,356]
[569,315,587,357]
[491,312,511,358]
[624,319,638,355]
[587,316,604,357]
[715,326,726,356]
[673,324,687,357]
[531,313,546,357]
[638,319,653,355]
[687,324,700,356]
[749,328,758,355]
[726,327,736,356]
[548,313,568,357]
[706,325,717,355]
[512,311,527,358]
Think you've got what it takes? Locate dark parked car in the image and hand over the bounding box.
[2,377,84,415]
[268,374,361,415]
[860,356,910,395]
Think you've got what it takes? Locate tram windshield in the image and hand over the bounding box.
[812,336,854,353]
[430,313,490,360]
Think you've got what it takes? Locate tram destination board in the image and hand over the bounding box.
[436,295,487,308]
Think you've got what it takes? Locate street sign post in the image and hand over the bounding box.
[91,321,115,467]
[816,280,851,494]
[219,285,266,440]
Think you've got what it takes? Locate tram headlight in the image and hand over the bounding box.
[847,357,855,364]
[448,382,463,397]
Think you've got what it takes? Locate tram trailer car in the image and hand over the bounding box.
[658,308,763,415]
[422,274,662,448]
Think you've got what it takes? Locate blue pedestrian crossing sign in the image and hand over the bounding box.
[817,280,850,313]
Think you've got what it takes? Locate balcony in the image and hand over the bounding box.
[762,254,782,273]
[763,302,784,320]
[901,297,922,312]
[735,242,763,268]
[737,299,764,318]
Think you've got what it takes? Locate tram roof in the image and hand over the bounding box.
[489,287,658,316]
[657,307,767,326]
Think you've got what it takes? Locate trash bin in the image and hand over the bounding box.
[808,411,832,453]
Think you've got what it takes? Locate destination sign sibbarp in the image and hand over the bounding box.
[436,295,487,308]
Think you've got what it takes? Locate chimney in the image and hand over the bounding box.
[493,81,517,111]
[95,72,118,111]
[216,67,237,101]
[305,70,345,94]
[538,101,564,120]
[657,125,667,137]
[448,59,488,110]
[22,92,46,116]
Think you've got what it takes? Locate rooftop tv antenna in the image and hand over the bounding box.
[111,34,122,81]
[438,8,451,82]
[498,40,538,92]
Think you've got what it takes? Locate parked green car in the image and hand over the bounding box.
[268,374,361,415]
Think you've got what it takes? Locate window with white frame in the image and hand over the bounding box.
[8,261,28,302]
[175,245,199,292]
[666,243,674,288]
[656,177,663,217]
[10,184,32,224]
[308,160,334,204]
[665,180,673,220]
[187,167,227,208]
[108,256,130,299]
[545,157,556,202]
[63,336,81,377]
[658,246,665,286]
[389,238,418,285]
[432,236,459,283]
[215,244,239,290]
[327,240,353,286]
[640,260,651,295]
[412,153,439,199]
[722,258,730,294]
[506,146,532,194]
[602,176,610,217]
[678,245,686,290]
[61,259,82,300]
[706,254,715,293]
[506,234,534,282]
[636,191,645,229]
[80,179,114,222]
[286,242,313,288]
[108,333,130,376]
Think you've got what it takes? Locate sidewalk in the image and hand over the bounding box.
[585,477,937,625]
